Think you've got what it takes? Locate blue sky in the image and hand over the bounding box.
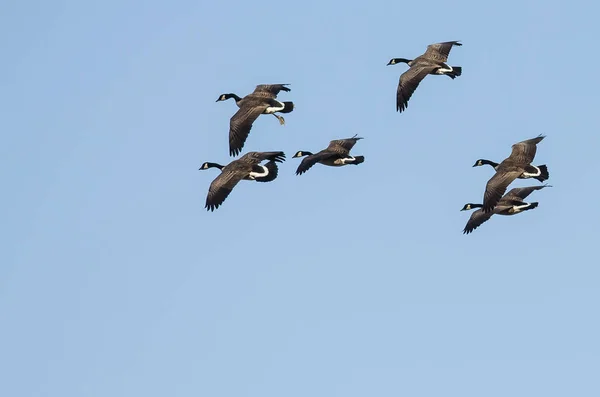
[1,0,599,396]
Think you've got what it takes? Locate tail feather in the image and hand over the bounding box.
[535,164,549,182]
[524,202,539,211]
[446,66,462,79]
[280,101,294,113]
[254,161,278,183]
[352,155,365,165]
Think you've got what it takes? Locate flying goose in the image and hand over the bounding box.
[292,135,364,176]
[200,151,285,211]
[199,160,279,182]
[461,184,551,234]
[473,159,549,183]
[481,135,548,213]
[387,41,462,113]
[216,84,294,156]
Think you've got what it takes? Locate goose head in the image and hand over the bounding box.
[215,93,240,102]
[387,58,411,66]
[199,162,224,170]
[472,159,497,167]
[292,151,313,158]
[461,203,483,211]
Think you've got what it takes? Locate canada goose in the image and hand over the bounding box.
[387,41,462,113]
[461,184,551,234]
[200,151,285,211]
[292,135,364,176]
[481,135,548,213]
[199,160,279,182]
[216,84,294,156]
[473,159,549,183]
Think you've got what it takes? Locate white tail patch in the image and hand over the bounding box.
[249,165,269,179]
[265,100,285,114]
[522,166,542,177]
[512,203,533,213]
[436,66,453,74]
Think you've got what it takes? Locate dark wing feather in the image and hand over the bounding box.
[504,184,551,201]
[205,168,246,211]
[396,65,437,112]
[251,84,291,98]
[423,41,462,62]
[463,209,494,234]
[295,151,337,175]
[327,136,363,153]
[229,104,268,157]
[508,135,545,164]
[240,151,286,164]
[482,170,523,213]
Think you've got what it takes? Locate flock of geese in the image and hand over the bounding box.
[462,135,551,234]
[200,41,552,234]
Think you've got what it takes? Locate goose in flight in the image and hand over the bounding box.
[292,135,365,176]
[200,151,285,211]
[387,41,462,113]
[216,84,294,156]
[461,184,551,234]
[480,135,548,213]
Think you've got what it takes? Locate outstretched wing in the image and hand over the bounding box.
[229,104,268,157]
[508,135,545,164]
[251,84,291,98]
[295,151,338,176]
[327,135,363,153]
[241,151,286,164]
[205,169,246,211]
[463,208,494,234]
[482,170,523,213]
[396,65,437,112]
[504,184,551,201]
[423,41,462,62]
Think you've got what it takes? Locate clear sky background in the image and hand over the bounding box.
[1,1,599,396]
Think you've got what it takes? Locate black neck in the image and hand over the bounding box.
[481,159,498,167]
[219,93,242,102]
[388,58,412,65]
[202,162,224,170]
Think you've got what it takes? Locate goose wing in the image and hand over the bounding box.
[327,136,363,153]
[504,184,551,201]
[229,102,269,157]
[295,150,337,175]
[205,166,247,211]
[396,65,438,112]
[240,151,286,164]
[508,135,545,164]
[463,208,494,234]
[423,41,462,62]
[482,170,524,213]
[251,84,291,98]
